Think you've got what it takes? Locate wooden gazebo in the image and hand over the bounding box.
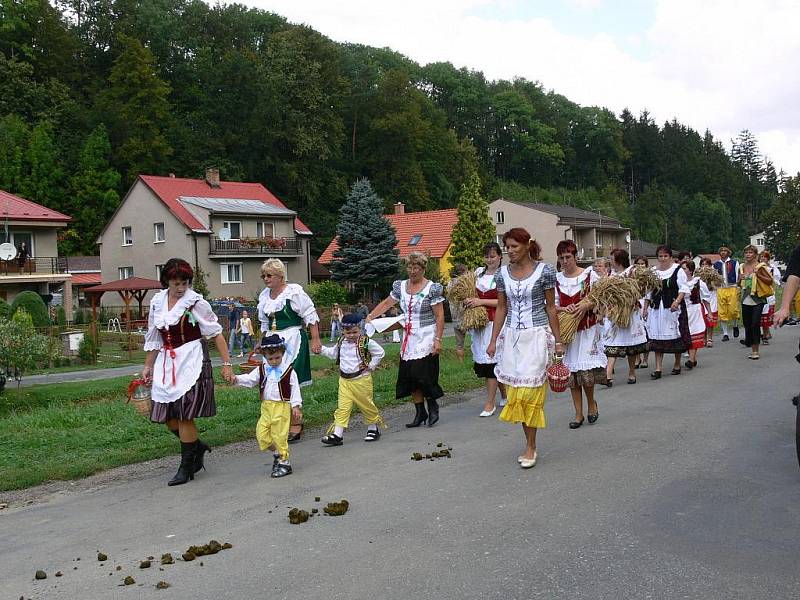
[84,277,163,322]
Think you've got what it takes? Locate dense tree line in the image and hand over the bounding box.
[0,0,790,257]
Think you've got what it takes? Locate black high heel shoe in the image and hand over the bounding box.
[587,411,599,424]
[426,398,440,427]
[650,371,662,380]
[569,418,584,429]
[406,402,428,428]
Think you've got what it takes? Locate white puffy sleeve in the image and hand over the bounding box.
[289,285,320,325]
[367,339,385,371]
[235,367,261,388]
[144,296,163,351]
[257,288,271,333]
[677,268,691,294]
[700,281,712,302]
[289,371,303,407]
[192,299,223,337]
[428,282,445,306]
[320,344,338,361]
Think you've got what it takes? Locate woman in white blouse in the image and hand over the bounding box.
[143,258,234,486]
[257,259,322,442]
[367,251,446,428]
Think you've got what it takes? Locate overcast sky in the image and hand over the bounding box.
[238,0,800,176]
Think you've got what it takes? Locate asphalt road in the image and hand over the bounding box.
[2,328,800,599]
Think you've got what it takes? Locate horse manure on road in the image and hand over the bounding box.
[288,508,309,524]
[97,552,107,562]
[139,560,151,569]
[411,443,452,461]
[323,500,349,516]
[156,581,170,589]
[161,553,174,565]
[122,576,135,585]
[34,570,46,580]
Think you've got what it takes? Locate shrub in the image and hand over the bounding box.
[0,298,11,320]
[10,291,50,327]
[0,315,53,389]
[56,305,67,327]
[78,332,99,364]
[74,309,85,325]
[305,280,348,307]
[192,267,210,297]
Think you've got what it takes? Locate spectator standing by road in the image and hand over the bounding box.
[228,302,241,356]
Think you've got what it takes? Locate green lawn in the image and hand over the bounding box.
[0,339,484,491]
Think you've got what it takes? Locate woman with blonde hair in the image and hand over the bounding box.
[257,258,322,441]
[737,245,774,359]
[367,251,446,427]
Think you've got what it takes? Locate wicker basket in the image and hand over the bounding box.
[127,377,152,417]
[546,354,570,393]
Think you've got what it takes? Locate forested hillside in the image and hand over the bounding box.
[0,0,793,256]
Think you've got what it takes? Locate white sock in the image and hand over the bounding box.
[334,426,345,437]
[367,423,378,431]
[721,323,730,337]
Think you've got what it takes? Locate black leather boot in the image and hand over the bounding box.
[405,402,428,428]
[426,398,440,427]
[170,429,210,474]
[168,441,196,486]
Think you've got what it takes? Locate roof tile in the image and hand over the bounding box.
[0,189,71,222]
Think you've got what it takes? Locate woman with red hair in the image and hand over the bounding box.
[487,228,562,469]
[143,258,234,486]
[555,240,607,428]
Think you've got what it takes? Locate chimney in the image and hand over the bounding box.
[393,202,405,215]
[205,167,220,188]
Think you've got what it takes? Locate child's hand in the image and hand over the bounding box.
[291,406,302,421]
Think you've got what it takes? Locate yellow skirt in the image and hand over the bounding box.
[498,384,547,428]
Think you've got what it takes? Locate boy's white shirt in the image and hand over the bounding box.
[235,366,302,407]
[320,338,385,379]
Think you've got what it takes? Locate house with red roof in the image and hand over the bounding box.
[0,189,74,312]
[318,203,459,278]
[97,169,313,303]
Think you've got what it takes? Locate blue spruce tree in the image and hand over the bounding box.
[330,179,399,293]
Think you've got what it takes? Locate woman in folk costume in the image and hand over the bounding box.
[487,228,562,469]
[632,255,652,368]
[603,248,649,385]
[367,251,446,428]
[682,260,712,369]
[737,245,775,360]
[554,240,607,428]
[257,258,322,442]
[143,258,234,486]
[698,257,719,347]
[462,241,507,417]
[758,250,782,344]
[646,245,691,379]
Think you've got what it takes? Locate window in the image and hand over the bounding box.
[595,231,605,247]
[221,262,243,284]
[757,238,764,246]
[408,234,422,246]
[155,264,164,280]
[121,226,133,246]
[257,222,275,239]
[222,221,242,240]
[119,266,134,279]
[154,222,165,243]
[496,211,505,224]
[1,231,34,256]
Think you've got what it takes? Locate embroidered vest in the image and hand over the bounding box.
[556,274,596,331]
[714,259,738,286]
[476,268,498,321]
[159,301,202,349]
[689,282,701,305]
[266,299,303,331]
[651,268,680,309]
[258,364,294,401]
[335,336,371,378]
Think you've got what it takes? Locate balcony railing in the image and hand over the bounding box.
[208,236,303,256]
[0,257,68,276]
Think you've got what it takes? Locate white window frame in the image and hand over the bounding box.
[1,231,35,256]
[121,226,133,246]
[220,262,243,284]
[119,266,134,279]
[408,234,422,246]
[496,211,505,225]
[257,221,275,239]
[223,221,242,240]
[153,222,165,243]
[155,264,164,280]
[595,230,605,248]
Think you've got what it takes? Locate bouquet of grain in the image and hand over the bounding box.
[446,270,488,330]
[558,276,643,344]
[696,265,724,290]
[630,266,661,297]
[558,302,591,345]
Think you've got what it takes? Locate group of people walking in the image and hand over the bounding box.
[140,234,783,485]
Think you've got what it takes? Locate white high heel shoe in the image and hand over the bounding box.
[479,407,496,417]
[519,451,538,469]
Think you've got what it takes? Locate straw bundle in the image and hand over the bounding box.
[630,266,661,297]
[589,276,642,328]
[696,266,724,290]
[446,270,489,330]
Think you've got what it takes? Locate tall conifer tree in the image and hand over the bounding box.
[330,178,399,293]
[449,171,495,270]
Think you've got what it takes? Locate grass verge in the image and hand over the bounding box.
[0,338,483,491]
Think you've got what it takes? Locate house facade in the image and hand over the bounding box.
[0,189,73,314]
[489,199,631,265]
[97,170,313,305]
[318,203,459,280]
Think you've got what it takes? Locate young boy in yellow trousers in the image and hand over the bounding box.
[234,334,301,477]
[315,313,386,445]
